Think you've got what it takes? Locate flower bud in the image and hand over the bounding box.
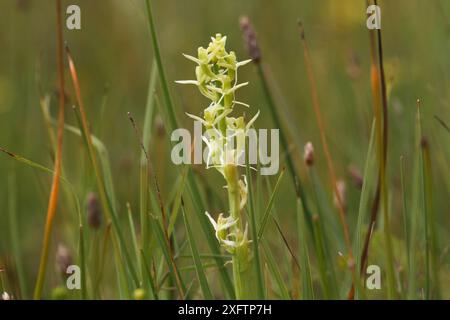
[239,16,261,63]
[347,164,363,189]
[56,244,72,278]
[86,192,101,230]
[333,180,347,212]
[1,292,11,300]
[303,142,314,166]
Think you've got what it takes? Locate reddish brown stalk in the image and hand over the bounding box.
[297,22,354,255]
[351,0,394,299]
[33,0,65,300]
[66,44,140,287]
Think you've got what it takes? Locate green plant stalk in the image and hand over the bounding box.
[257,168,285,240]
[7,173,28,298]
[263,176,302,275]
[311,215,332,299]
[93,223,111,299]
[356,0,396,301]
[246,151,265,299]
[72,105,138,288]
[224,164,254,299]
[295,196,314,299]
[419,140,430,299]
[0,148,85,299]
[140,61,158,281]
[126,204,141,273]
[140,250,158,299]
[168,167,188,237]
[382,192,396,299]
[416,110,431,299]
[144,0,234,298]
[262,240,290,299]
[152,217,186,298]
[308,170,339,299]
[78,225,87,299]
[182,202,213,299]
[400,156,410,284]
[353,120,377,299]
[374,0,396,299]
[423,141,441,299]
[408,106,421,299]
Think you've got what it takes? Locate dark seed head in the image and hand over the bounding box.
[334,180,347,212]
[303,142,314,167]
[239,16,261,63]
[347,164,363,189]
[420,137,429,149]
[86,192,102,230]
[56,244,72,278]
[155,115,165,137]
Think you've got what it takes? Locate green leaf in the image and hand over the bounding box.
[181,201,214,299]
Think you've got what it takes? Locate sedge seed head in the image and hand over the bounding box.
[86,192,101,230]
[55,244,72,278]
[303,142,314,166]
[239,16,261,63]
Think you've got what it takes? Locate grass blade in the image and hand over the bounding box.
[168,166,188,237]
[66,47,139,287]
[78,225,87,299]
[140,60,158,281]
[261,241,290,299]
[181,199,213,299]
[7,172,28,298]
[246,148,265,299]
[422,139,441,299]
[257,167,285,240]
[353,119,377,298]
[295,184,314,299]
[152,217,185,298]
[400,155,410,290]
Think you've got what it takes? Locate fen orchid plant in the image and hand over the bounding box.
[176,34,258,299]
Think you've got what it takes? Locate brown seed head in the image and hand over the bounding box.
[239,16,261,63]
[347,164,363,189]
[334,179,347,212]
[86,192,102,230]
[303,142,314,166]
[56,244,72,278]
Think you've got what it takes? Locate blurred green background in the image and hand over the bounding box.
[0,0,449,298]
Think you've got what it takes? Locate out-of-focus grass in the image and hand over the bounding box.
[0,0,449,299]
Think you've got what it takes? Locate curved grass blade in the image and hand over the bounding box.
[257,167,285,240]
[152,216,185,298]
[353,119,377,299]
[261,241,290,299]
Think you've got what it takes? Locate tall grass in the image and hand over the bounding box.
[0,0,448,301]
